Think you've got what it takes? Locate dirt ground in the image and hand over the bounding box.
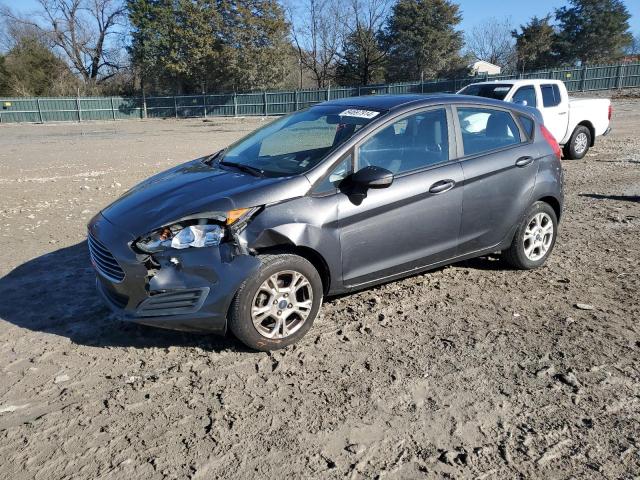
[0,99,638,480]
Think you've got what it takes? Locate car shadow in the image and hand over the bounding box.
[579,193,640,203]
[327,254,507,302]
[595,159,640,165]
[0,242,251,352]
[455,254,506,271]
[1,244,515,349]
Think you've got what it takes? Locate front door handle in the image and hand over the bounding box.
[515,156,534,167]
[429,179,455,194]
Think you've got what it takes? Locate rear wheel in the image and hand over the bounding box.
[563,125,591,160]
[229,254,323,351]
[502,202,558,270]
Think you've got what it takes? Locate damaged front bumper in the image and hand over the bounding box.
[89,214,261,333]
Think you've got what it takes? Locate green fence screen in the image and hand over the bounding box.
[1,62,638,124]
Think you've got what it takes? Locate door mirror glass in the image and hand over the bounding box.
[351,165,394,189]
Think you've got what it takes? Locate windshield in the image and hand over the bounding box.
[459,84,512,100]
[220,105,383,176]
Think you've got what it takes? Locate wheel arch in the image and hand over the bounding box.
[575,120,596,146]
[536,195,562,221]
[253,244,332,295]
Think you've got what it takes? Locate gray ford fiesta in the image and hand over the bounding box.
[88,94,564,351]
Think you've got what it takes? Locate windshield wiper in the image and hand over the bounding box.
[203,149,225,165]
[219,160,265,177]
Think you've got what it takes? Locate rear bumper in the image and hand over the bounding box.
[89,214,261,333]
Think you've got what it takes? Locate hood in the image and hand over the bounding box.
[100,158,311,237]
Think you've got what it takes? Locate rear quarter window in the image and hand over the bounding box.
[518,115,535,140]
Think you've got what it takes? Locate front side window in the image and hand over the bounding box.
[457,107,522,156]
[220,106,382,176]
[541,84,561,107]
[512,86,537,107]
[357,108,449,174]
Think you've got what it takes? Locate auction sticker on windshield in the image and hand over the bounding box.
[339,109,380,119]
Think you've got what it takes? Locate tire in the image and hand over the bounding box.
[502,202,558,270]
[563,125,591,160]
[229,254,323,351]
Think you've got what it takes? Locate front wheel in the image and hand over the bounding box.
[229,254,323,351]
[563,125,591,160]
[502,202,558,270]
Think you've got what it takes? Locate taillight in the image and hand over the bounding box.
[540,124,562,159]
[608,104,612,121]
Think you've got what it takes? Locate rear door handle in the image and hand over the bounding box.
[515,156,534,167]
[429,179,455,194]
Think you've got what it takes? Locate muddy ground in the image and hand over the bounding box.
[0,99,638,479]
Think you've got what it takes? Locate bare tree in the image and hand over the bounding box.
[0,21,48,52]
[465,17,516,71]
[289,0,345,88]
[336,0,390,85]
[626,33,640,55]
[347,0,390,36]
[0,0,126,84]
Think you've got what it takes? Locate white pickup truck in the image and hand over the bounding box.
[458,79,611,159]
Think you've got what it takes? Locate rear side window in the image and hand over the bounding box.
[512,86,537,107]
[457,107,522,156]
[518,115,535,139]
[541,84,561,107]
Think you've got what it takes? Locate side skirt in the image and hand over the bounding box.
[332,241,512,296]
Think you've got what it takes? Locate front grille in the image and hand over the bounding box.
[136,288,209,317]
[88,232,125,283]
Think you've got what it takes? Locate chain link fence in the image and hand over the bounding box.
[1,62,639,124]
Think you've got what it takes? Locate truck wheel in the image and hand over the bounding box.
[502,201,558,270]
[563,125,591,160]
[229,254,323,351]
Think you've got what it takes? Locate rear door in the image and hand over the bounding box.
[336,106,464,288]
[454,105,540,254]
[539,83,569,142]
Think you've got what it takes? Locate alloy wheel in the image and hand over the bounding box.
[523,212,554,261]
[574,132,589,155]
[251,270,314,339]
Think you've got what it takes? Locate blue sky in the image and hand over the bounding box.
[460,0,639,33]
[1,0,639,34]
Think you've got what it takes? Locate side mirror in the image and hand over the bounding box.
[515,99,528,107]
[351,165,394,189]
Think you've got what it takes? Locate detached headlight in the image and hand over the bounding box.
[172,224,224,249]
[135,224,224,253]
[135,207,257,254]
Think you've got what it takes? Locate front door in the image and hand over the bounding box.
[337,107,464,288]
